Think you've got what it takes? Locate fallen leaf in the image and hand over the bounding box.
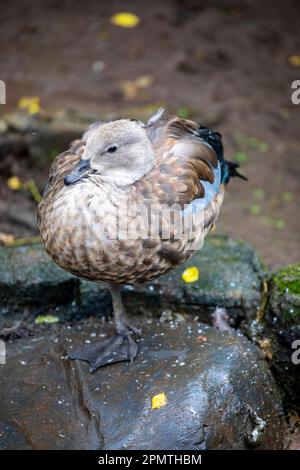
[258,142,268,152]
[35,315,59,325]
[262,216,286,230]
[18,96,40,115]
[258,338,273,360]
[0,232,15,245]
[252,188,265,199]
[250,204,262,216]
[152,392,167,410]
[177,106,190,118]
[234,152,248,163]
[282,191,294,203]
[2,236,41,247]
[110,12,140,28]
[99,31,108,41]
[181,266,199,283]
[274,218,285,229]
[120,75,154,100]
[7,176,23,190]
[289,55,300,67]
[247,136,268,152]
[196,335,207,342]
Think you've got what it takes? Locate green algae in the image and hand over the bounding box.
[273,264,300,296]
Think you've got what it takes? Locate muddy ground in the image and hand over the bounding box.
[0,0,299,269]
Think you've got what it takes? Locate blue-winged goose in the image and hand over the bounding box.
[37,108,246,371]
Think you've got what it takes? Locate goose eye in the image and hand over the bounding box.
[107,145,117,153]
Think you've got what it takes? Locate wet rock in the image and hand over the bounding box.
[269,265,300,406]
[0,244,79,314]
[270,264,300,322]
[0,111,90,169]
[0,320,285,450]
[122,234,266,323]
[0,236,266,325]
[250,264,300,409]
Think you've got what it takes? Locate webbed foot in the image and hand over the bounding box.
[68,333,139,372]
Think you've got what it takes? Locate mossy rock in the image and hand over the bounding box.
[249,264,300,410]
[0,320,285,449]
[0,235,266,325]
[0,243,79,315]
[270,264,300,323]
[123,234,267,322]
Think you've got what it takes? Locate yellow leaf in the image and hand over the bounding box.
[135,75,154,88]
[181,266,199,283]
[120,74,154,100]
[110,12,140,28]
[0,232,15,245]
[99,31,108,41]
[18,97,31,109]
[152,392,167,410]
[35,315,59,325]
[7,176,23,190]
[28,101,40,115]
[289,55,300,67]
[18,96,40,114]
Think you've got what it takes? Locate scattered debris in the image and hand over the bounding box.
[289,55,300,67]
[110,12,140,28]
[212,307,232,331]
[258,338,273,361]
[7,176,42,203]
[0,321,32,340]
[1,236,41,247]
[35,315,60,325]
[159,309,186,324]
[152,392,167,410]
[252,188,265,200]
[7,176,22,190]
[234,151,248,163]
[92,61,105,73]
[0,232,15,245]
[245,406,267,447]
[18,97,40,115]
[120,75,154,100]
[196,335,207,342]
[181,266,199,284]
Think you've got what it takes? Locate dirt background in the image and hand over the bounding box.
[0,0,299,269]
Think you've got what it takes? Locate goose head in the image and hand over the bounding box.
[64,119,155,187]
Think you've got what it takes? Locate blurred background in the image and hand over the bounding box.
[0,0,299,269]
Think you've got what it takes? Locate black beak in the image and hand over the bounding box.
[64,159,91,186]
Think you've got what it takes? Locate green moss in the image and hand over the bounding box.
[273,264,300,295]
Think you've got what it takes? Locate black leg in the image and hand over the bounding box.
[68,284,139,372]
[109,285,141,336]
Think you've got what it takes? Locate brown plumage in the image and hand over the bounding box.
[37,109,228,371]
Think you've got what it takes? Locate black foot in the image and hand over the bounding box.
[126,322,142,336]
[68,333,139,372]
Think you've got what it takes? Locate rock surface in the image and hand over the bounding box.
[248,264,300,409]
[0,235,266,323]
[0,319,285,450]
[0,244,79,315]
[270,264,300,323]
[0,237,289,449]
[123,234,265,322]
